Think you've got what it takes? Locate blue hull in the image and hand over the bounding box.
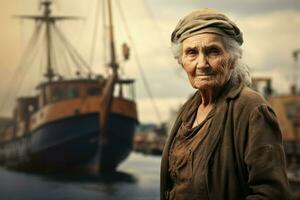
[0,113,137,172]
[100,114,137,171]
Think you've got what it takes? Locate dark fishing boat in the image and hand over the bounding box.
[0,0,138,172]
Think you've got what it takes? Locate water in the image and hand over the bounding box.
[1,153,300,200]
[0,153,161,200]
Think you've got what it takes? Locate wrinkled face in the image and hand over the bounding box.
[181,33,234,90]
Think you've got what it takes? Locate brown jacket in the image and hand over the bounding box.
[160,81,291,200]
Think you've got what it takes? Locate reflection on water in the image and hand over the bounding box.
[2,153,299,200]
[0,153,161,200]
[41,171,137,184]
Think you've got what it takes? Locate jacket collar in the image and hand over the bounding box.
[217,78,245,102]
[180,78,244,123]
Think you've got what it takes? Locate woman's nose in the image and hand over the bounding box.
[196,54,208,69]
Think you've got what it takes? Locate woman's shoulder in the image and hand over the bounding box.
[235,86,271,110]
[233,86,278,126]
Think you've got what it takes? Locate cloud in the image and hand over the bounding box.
[237,10,300,91]
[146,0,300,16]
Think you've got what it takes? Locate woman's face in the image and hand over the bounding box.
[181,33,234,90]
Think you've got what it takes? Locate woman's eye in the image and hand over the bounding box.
[186,50,197,56]
[207,48,221,55]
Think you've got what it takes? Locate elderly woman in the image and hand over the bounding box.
[160,8,291,200]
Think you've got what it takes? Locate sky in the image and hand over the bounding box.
[0,0,300,123]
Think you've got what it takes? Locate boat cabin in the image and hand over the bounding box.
[36,78,105,107]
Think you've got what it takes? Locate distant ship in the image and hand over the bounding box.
[0,0,138,172]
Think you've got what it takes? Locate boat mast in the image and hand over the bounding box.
[98,0,120,145]
[43,1,55,82]
[107,0,119,76]
[15,0,81,82]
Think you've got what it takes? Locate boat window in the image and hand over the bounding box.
[113,82,135,101]
[51,86,80,102]
[52,87,63,101]
[87,86,101,96]
[65,87,80,99]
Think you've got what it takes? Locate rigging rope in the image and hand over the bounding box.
[15,23,46,97]
[141,0,170,48]
[53,24,93,75]
[102,0,108,75]
[116,0,162,123]
[141,0,185,82]
[52,25,72,77]
[89,0,102,67]
[53,24,85,75]
[0,21,43,113]
[142,0,184,80]
[38,39,46,83]
[75,0,92,60]
[49,23,59,77]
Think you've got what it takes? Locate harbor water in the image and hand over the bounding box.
[1,152,300,200]
[0,153,160,200]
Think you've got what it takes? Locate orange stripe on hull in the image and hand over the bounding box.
[29,96,137,131]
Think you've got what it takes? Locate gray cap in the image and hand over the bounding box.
[171,8,243,45]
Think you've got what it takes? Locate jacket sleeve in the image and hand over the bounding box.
[244,104,291,200]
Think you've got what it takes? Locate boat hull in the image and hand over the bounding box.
[0,112,137,172]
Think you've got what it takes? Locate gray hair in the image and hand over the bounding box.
[171,36,252,86]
